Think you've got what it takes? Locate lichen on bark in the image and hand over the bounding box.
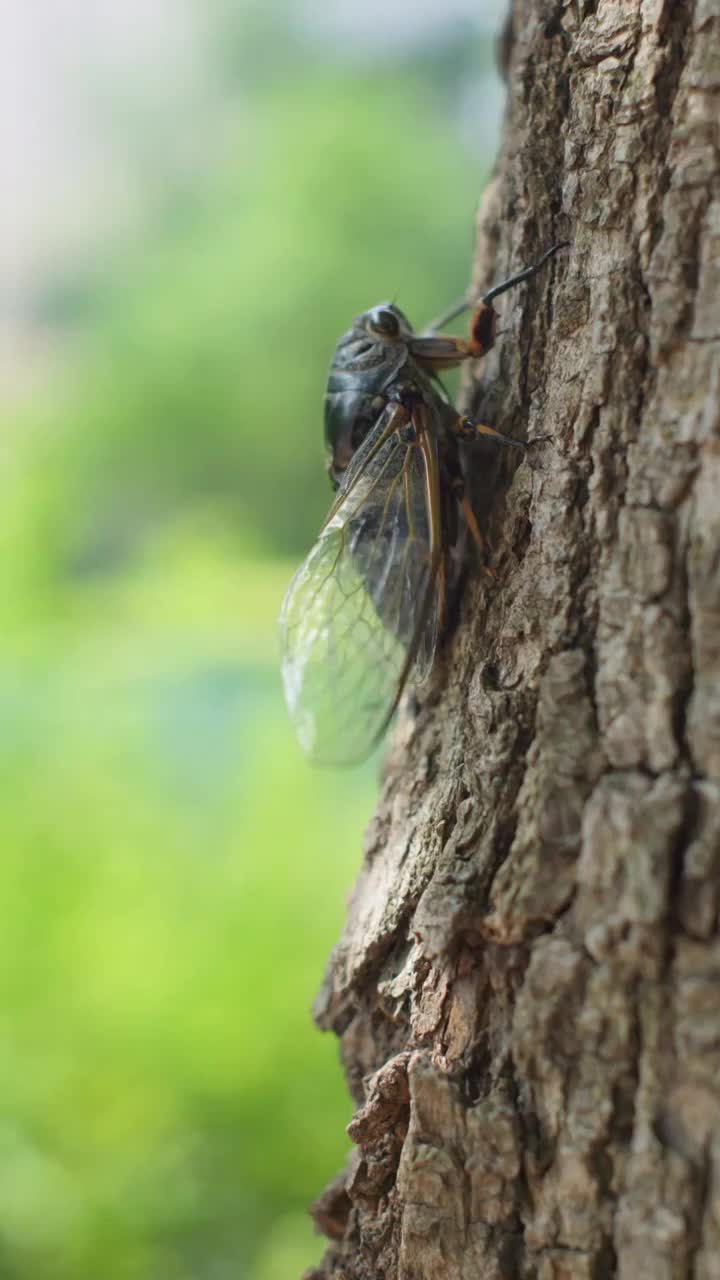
[306,2,720,1276]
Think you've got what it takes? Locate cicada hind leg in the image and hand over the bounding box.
[445,413,527,580]
[442,436,497,580]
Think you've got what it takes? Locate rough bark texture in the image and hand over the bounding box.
[307,2,720,1277]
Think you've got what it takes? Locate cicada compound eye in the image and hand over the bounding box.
[367,306,401,337]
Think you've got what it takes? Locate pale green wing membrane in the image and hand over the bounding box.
[279,407,442,765]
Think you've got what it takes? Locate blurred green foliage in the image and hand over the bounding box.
[2,35,490,1280]
[0,546,372,1280]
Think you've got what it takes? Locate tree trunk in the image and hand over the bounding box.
[307,2,720,1276]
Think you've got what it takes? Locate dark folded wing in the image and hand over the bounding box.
[279,405,443,765]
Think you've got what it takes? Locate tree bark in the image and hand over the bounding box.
[307,2,720,1277]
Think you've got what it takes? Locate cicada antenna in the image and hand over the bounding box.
[481,241,568,306]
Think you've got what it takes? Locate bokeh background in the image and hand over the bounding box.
[2,3,505,1276]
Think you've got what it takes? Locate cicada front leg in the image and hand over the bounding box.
[446,411,527,579]
[409,299,499,372]
[418,241,568,356]
[406,332,472,370]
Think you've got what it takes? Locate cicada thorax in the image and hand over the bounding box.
[323,311,416,487]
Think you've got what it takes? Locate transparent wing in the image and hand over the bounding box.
[279,404,444,765]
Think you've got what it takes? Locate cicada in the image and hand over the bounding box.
[279,244,565,765]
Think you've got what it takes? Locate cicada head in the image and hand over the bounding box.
[359,302,414,341]
[324,302,414,485]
